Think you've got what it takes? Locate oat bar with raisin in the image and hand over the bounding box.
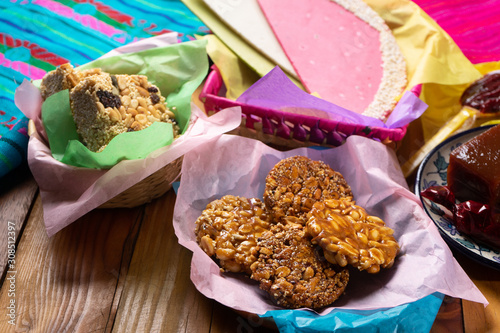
[39,63,101,100]
[69,72,179,152]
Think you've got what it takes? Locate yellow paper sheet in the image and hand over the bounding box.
[365,0,484,178]
[368,0,481,88]
[201,34,261,100]
[399,61,500,178]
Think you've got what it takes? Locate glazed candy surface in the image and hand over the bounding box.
[447,125,500,216]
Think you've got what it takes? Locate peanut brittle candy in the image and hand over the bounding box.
[306,198,399,273]
[264,156,352,223]
[195,195,272,274]
[250,223,349,309]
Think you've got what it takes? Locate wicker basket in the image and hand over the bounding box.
[98,156,183,209]
[200,65,409,149]
[28,119,183,209]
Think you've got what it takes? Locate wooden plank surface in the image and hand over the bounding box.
[111,190,214,333]
[0,176,495,332]
[454,250,500,333]
[0,195,144,332]
[0,166,38,278]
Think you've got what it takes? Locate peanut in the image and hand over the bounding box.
[216,248,236,261]
[137,97,147,109]
[127,108,138,117]
[108,109,121,122]
[200,236,215,256]
[130,121,142,131]
[137,106,148,115]
[136,86,149,97]
[306,198,399,273]
[96,101,105,114]
[303,266,315,280]
[130,98,139,109]
[121,95,131,107]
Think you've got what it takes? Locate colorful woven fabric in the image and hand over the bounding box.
[414,0,500,64]
[0,0,208,179]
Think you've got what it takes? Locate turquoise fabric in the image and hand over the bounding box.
[262,293,444,333]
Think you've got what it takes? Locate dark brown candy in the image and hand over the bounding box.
[461,71,500,113]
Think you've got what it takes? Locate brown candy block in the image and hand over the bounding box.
[448,124,500,220]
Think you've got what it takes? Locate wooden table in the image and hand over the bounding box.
[0,162,499,332]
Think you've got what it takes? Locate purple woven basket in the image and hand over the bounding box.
[200,65,409,147]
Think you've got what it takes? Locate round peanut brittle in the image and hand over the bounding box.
[264,156,353,223]
[250,223,349,309]
[306,198,400,273]
[195,195,272,274]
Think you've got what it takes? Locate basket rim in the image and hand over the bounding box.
[200,65,409,143]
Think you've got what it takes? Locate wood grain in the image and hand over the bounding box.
[112,190,214,333]
[211,303,277,333]
[0,195,144,332]
[430,296,464,333]
[0,168,38,278]
[453,250,500,333]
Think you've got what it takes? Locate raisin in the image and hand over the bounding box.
[147,86,159,93]
[150,93,160,104]
[96,90,121,109]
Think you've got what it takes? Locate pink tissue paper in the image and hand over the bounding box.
[173,134,488,315]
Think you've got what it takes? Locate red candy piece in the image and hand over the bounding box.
[421,185,500,249]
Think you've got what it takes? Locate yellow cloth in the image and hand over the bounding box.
[201,34,261,100]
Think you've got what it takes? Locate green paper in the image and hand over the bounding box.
[61,122,173,169]
[40,39,208,169]
[41,90,79,161]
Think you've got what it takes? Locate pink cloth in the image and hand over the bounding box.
[415,0,500,64]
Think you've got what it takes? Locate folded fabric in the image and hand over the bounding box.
[0,0,207,179]
[414,0,500,64]
[0,118,29,179]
